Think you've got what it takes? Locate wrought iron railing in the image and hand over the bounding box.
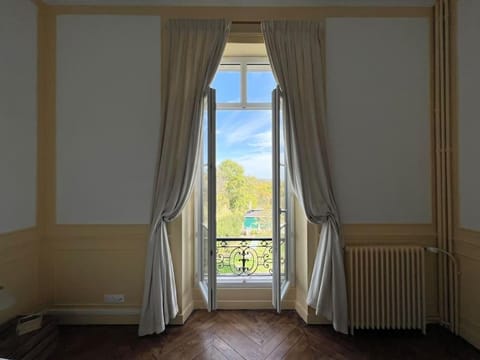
[216,238,273,276]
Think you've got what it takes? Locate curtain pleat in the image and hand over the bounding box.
[139,19,230,336]
[262,20,348,334]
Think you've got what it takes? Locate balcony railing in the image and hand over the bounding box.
[216,238,273,276]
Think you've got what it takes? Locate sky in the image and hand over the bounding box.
[211,69,277,180]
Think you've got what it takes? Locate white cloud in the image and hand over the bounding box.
[235,151,272,180]
[217,110,271,146]
[224,120,266,145]
[248,130,272,150]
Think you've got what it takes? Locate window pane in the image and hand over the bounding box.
[280,164,286,210]
[247,66,276,103]
[212,69,241,103]
[279,95,286,165]
[280,212,287,282]
[201,97,209,284]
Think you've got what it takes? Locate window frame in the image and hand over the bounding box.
[214,56,274,110]
[195,56,295,290]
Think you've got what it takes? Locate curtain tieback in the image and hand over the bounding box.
[151,217,168,237]
[316,212,337,224]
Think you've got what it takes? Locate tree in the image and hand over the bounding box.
[216,159,273,238]
[218,160,250,212]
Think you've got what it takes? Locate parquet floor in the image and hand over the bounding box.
[50,310,480,359]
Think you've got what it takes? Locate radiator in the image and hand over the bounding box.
[346,246,426,334]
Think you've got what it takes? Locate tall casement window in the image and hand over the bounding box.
[195,56,294,311]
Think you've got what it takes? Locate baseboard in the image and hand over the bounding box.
[46,303,194,326]
[459,317,480,350]
[306,310,330,325]
[47,307,141,325]
[295,300,309,323]
[426,315,441,324]
[170,300,194,325]
[294,301,330,325]
[45,303,443,337]
[296,303,440,327]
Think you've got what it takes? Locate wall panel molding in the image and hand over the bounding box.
[455,228,480,245]
[343,224,436,246]
[0,227,38,248]
[455,237,480,262]
[50,224,149,249]
[0,228,39,265]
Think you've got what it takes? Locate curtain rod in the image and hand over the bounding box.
[232,21,261,25]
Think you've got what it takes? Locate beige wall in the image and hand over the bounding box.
[454,0,480,349]
[0,229,41,323]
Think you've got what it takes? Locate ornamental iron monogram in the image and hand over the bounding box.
[216,238,285,276]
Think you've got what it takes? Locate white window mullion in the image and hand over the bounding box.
[241,60,247,109]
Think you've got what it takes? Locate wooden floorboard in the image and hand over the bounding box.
[49,310,480,360]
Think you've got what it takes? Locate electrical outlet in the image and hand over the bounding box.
[104,294,125,304]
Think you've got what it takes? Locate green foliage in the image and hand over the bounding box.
[218,160,249,211]
[216,212,244,237]
[216,160,273,238]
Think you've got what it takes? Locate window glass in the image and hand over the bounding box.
[212,66,241,103]
[216,109,273,239]
[247,65,277,103]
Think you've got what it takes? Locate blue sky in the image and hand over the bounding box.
[211,70,277,179]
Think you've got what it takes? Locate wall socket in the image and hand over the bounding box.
[104,294,125,304]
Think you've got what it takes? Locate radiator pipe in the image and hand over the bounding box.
[425,247,459,335]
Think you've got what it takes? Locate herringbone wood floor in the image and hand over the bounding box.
[50,310,479,359]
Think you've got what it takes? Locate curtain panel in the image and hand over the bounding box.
[261,20,349,334]
[139,19,230,336]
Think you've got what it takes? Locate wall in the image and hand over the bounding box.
[455,0,480,349]
[298,16,437,322]
[326,18,431,225]
[0,0,39,323]
[56,15,160,224]
[0,0,37,234]
[41,4,437,327]
[50,14,162,321]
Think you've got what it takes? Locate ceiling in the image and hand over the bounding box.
[43,0,435,7]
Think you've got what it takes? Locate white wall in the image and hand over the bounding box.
[326,18,431,224]
[0,0,37,233]
[56,15,161,224]
[457,0,480,231]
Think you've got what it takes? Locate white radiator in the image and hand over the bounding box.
[346,246,426,334]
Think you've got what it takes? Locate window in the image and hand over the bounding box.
[196,56,294,311]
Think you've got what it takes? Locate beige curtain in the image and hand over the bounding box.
[262,20,348,334]
[139,19,230,336]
